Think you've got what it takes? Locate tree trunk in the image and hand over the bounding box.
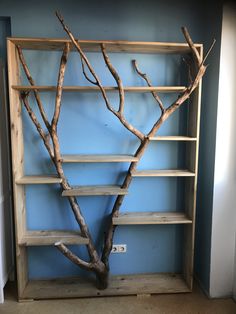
[95,267,109,290]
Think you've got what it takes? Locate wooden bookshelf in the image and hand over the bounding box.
[8,36,203,301]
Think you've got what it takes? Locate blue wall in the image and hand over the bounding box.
[0,0,223,289]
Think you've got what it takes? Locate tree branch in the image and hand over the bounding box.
[55,242,95,270]
[100,43,125,114]
[80,56,97,85]
[132,59,165,114]
[17,44,103,268]
[51,42,70,131]
[181,27,201,67]
[21,93,54,160]
[56,11,145,141]
[55,11,114,113]
[16,45,51,131]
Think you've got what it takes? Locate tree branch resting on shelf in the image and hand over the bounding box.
[16,11,214,290]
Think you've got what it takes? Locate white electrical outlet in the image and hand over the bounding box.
[111,244,127,253]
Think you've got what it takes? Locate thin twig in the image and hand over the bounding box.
[202,38,216,65]
[100,43,125,114]
[80,56,97,85]
[132,59,165,113]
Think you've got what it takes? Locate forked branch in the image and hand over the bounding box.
[80,56,97,85]
[132,60,165,114]
[21,93,54,160]
[17,45,104,282]
[100,43,125,114]
[18,12,214,290]
[17,46,51,131]
[56,11,145,141]
[55,242,95,270]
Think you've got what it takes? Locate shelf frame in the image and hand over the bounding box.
[20,273,190,300]
[8,36,203,301]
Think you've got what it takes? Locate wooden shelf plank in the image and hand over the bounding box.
[149,136,197,141]
[61,154,138,163]
[16,175,62,184]
[21,273,190,300]
[9,37,202,53]
[12,85,186,93]
[132,170,195,177]
[113,212,192,225]
[19,230,89,246]
[62,185,128,196]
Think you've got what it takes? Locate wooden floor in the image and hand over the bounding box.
[0,281,236,314]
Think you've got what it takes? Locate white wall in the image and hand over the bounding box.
[234,234,236,300]
[210,2,236,298]
[0,61,14,303]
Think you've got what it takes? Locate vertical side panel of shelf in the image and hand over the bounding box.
[183,45,203,289]
[7,39,28,299]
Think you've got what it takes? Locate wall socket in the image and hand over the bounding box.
[111,244,127,253]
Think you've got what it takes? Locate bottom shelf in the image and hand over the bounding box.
[21,273,190,300]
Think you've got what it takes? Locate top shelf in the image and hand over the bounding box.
[8,38,202,54]
[12,86,186,93]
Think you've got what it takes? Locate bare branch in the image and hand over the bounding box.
[56,11,117,115]
[51,42,70,131]
[17,38,105,286]
[132,59,165,113]
[181,27,201,66]
[202,38,216,65]
[55,242,95,270]
[21,93,54,160]
[56,11,145,141]
[80,56,97,85]
[100,43,125,114]
[17,45,51,131]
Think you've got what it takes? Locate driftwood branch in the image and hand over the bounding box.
[17,46,51,131]
[181,27,201,66]
[55,242,95,270]
[132,60,165,113]
[102,27,213,265]
[100,43,125,114]
[202,38,216,65]
[51,42,70,131]
[21,93,54,160]
[18,12,213,290]
[17,44,104,285]
[56,11,145,141]
[80,56,97,85]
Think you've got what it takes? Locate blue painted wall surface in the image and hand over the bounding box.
[0,0,222,289]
